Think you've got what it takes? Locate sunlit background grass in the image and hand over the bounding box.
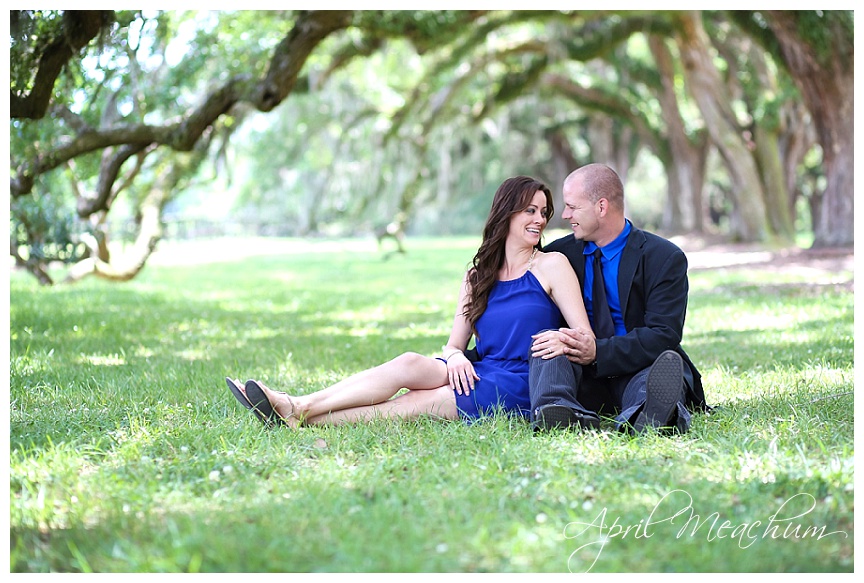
[8,236,854,572]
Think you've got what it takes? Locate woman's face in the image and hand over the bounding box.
[508,190,549,247]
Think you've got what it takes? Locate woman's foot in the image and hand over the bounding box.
[247,379,303,429]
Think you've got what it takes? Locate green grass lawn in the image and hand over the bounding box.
[8,236,854,572]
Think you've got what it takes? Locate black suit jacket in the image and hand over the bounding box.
[545,225,707,411]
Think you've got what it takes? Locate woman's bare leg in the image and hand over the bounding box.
[259,352,450,421]
[304,385,459,425]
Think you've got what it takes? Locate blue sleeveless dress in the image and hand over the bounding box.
[454,270,563,419]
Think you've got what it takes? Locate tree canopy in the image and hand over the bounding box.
[9,9,854,285]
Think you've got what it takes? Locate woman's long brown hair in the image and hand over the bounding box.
[464,176,554,336]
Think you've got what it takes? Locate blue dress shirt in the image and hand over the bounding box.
[583,220,632,336]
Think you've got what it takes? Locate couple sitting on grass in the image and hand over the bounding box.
[226,164,708,435]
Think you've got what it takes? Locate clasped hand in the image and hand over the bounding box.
[530,327,596,364]
[446,353,480,395]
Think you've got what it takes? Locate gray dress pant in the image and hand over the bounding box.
[528,354,691,432]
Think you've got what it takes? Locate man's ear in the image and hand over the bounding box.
[597,197,608,216]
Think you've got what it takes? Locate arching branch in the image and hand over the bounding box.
[12,11,354,199]
[252,10,354,111]
[10,10,114,120]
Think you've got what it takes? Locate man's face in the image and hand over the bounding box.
[561,178,602,242]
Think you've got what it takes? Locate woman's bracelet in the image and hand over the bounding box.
[441,347,462,361]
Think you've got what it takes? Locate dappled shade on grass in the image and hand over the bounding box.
[9,238,853,572]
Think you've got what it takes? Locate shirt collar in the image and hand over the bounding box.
[583,219,632,259]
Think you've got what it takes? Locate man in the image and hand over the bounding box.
[529,163,707,434]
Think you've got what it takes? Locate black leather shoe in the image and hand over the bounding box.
[633,350,684,433]
[533,404,601,432]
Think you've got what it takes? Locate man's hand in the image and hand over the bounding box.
[531,327,596,365]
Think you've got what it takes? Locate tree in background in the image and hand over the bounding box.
[10,10,358,283]
[9,10,852,285]
[736,10,854,248]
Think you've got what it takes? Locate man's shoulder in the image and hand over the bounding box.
[631,226,685,256]
[544,233,578,253]
[629,226,689,274]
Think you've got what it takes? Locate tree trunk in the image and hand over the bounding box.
[752,123,795,242]
[547,127,581,230]
[675,11,769,242]
[586,116,632,184]
[649,35,708,233]
[740,40,795,242]
[778,101,817,221]
[765,11,854,248]
[611,123,634,185]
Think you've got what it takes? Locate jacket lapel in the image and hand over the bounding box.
[572,238,586,287]
[617,227,645,318]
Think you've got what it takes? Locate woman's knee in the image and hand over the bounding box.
[392,351,428,367]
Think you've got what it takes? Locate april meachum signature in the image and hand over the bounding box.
[564,489,848,572]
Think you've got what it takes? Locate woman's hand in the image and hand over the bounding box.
[531,327,596,364]
[531,329,571,359]
[446,353,480,395]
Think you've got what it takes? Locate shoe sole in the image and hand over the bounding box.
[633,350,683,433]
[226,378,254,411]
[243,380,282,427]
[534,405,600,431]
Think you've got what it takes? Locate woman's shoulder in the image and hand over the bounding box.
[533,250,570,270]
[529,250,573,291]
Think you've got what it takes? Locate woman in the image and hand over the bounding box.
[225,176,593,427]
